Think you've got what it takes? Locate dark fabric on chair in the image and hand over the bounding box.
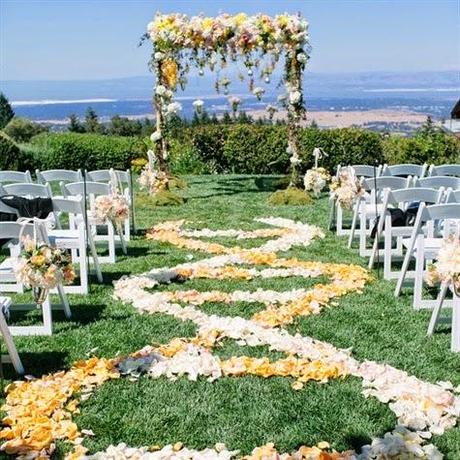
[0,196,53,219]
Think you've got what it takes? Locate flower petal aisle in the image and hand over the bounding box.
[1,217,459,459]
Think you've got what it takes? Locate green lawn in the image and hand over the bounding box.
[1,175,459,458]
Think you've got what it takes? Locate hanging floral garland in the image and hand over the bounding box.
[143,12,310,192]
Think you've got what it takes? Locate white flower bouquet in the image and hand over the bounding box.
[329,167,364,209]
[303,167,331,197]
[138,164,169,195]
[94,194,129,228]
[426,236,460,294]
[15,236,75,290]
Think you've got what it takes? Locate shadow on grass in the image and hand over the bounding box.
[1,350,68,382]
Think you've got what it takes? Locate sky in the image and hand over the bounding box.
[1,0,459,81]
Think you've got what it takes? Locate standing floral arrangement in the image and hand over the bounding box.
[304,167,331,197]
[15,236,75,296]
[145,12,310,192]
[329,167,364,209]
[426,236,460,294]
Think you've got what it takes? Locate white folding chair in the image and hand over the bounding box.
[87,169,133,239]
[48,197,103,293]
[381,163,427,178]
[0,221,71,335]
[429,164,460,177]
[0,296,24,374]
[61,181,123,264]
[348,176,411,256]
[331,164,382,236]
[36,169,83,185]
[369,187,444,279]
[416,176,460,190]
[0,171,32,184]
[394,203,460,310]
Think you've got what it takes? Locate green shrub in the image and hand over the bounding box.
[169,139,212,174]
[18,143,49,171]
[0,132,21,170]
[4,117,48,143]
[382,131,460,165]
[267,187,312,206]
[190,125,230,173]
[31,133,144,170]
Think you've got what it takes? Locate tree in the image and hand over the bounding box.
[68,114,86,133]
[85,107,103,133]
[0,93,15,129]
[109,115,142,136]
[4,117,48,142]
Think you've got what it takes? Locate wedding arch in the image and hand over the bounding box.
[142,12,310,193]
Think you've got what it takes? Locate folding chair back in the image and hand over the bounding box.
[62,181,111,198]
[0,221,35,240]
[0,171,32,184]
[445,189,460,203]
[362,176,410,191]
[429,164,460,177]
[3,183,53,198]
[36,169,83,184]
[387,187,443,208]
[381,163,427,178]
[417,176,460,190]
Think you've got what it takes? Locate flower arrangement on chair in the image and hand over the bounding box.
[426,236,460,295]
[304,167,331,197]
[15,236,75,304]
[329,167,364,210]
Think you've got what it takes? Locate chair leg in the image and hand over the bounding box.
[427,282,448,335]
[359,210,368,257]
[108,222,116,263]
[88,234,103,283]
[347,203,359,248]
[42,296,53,336]
[0,309,24,374]
[57,284,72,319]
[412,238,425,310]
[384,228,392,280]
[395,236,416,297]
[336,204,343,235]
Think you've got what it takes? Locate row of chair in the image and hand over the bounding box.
[334,164,460,353]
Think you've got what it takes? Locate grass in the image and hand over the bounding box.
[1,175,459,458]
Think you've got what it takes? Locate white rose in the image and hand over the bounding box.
[154,51,165,61]
[166,102,182,115]
[155,85,167,96]
[289,90,302,105]
[150,131,162,142]
[296,52,307,64]
[193,99,204,112]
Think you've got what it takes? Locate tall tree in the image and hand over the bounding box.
[68,114,86,133]
[0,93,15,129]
[85,107,102,133]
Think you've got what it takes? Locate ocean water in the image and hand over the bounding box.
[10,94,456,122]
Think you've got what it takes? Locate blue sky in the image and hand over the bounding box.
[1,0,459,81]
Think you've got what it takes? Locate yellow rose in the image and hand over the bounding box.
[30,255,46,267]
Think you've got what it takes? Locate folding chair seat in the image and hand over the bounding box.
[330,164,382,236]
[0,221,71,336]
[87,169,134,239]
[395,203,460,310]
[369,187,444,279]
[347,176,411,257]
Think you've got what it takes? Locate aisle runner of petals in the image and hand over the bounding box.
[1,218,459,459]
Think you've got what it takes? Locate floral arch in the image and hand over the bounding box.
[142,12,310,193]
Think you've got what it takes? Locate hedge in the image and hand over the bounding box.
[30,132,144,171]
[11,125,459,175]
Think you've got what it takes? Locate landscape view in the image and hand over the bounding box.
[0,1,459,460]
